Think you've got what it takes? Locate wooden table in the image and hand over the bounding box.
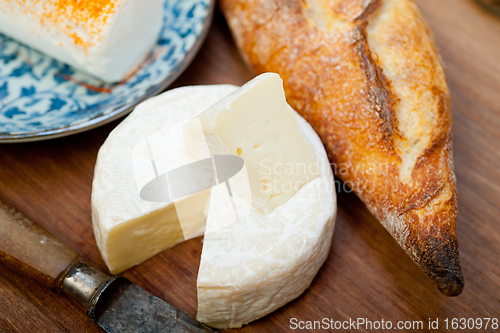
[1,0,499,332]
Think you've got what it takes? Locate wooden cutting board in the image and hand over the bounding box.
[1,0,499,332]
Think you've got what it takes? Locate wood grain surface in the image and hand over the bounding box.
[0,0,499,332]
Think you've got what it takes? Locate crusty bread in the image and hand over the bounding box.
[221,0,464,296]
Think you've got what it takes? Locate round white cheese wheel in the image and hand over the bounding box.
[92,84,337,328]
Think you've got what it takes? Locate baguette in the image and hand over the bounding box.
[221,0,464,296]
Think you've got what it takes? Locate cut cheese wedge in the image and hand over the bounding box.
[0,0,163,82]
[198,74,319,213]
[92,74,337,327]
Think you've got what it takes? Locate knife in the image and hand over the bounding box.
[0,200,213,333]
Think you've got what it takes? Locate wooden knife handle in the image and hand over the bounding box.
[0,200,81,291]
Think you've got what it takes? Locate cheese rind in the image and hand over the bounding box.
[0,0,163,82]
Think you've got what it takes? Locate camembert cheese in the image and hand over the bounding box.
[92,74,336,328]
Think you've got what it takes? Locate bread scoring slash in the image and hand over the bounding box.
[221,0,464,296]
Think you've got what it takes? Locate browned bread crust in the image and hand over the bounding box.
[221,0,463,296]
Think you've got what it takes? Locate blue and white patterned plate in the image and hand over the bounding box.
[0,0,215,143]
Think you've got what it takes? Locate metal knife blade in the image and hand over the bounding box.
[87,276,211,333]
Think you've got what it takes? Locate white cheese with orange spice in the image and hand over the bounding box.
[0,0,163,82]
